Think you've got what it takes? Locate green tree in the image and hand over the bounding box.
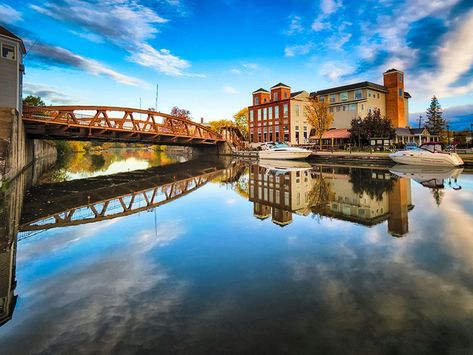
[425,96,446,135]
[23,95,45,107]
[349,109,394,146]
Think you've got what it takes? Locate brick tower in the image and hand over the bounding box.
[383,69,406,128]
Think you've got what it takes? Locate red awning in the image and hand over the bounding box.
[310,129,350,140]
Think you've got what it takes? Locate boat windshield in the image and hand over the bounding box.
[273,142,289,148]
[420,144,443,153]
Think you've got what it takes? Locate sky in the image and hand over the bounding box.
[0,0,472,129]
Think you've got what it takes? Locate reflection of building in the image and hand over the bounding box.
[387,178,412,237]
[0,242,17,326]
[248,163,414,236]
[249,164,313,226]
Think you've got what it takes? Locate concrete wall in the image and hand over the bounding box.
[0,108,57,183]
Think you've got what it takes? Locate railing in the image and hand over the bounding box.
[22,106,224,144]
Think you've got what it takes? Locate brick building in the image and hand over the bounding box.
[248,69,412,145]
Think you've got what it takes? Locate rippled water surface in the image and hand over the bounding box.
[1,152,472,354]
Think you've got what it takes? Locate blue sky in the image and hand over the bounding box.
[1,0,472,129]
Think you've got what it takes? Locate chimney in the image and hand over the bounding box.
[200,117,204,124]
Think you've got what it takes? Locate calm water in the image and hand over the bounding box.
[1,151,473,354]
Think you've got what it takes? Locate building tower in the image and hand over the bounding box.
[252,88,270,106]
[383,69,406,128]
[270,83,291,102]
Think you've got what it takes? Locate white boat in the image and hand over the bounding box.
[390,165,464,189]
[389,143,464,167]
[258,142,312,160]
[259,159,312,173]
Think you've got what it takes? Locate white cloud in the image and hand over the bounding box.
[30,0,200,77]
[320,0,343,15]
[23,83,77,105]
[29,41,150,87]
[230,63,259,75]
[0,3,22,24]
[130,44,191,77]
[223,86,238,94]
[328,33,352,51]
[286,15,303,35]
[319,61,356,81]
[284,42,314,57]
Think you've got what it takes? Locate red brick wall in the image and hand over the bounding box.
[383,71,406,128]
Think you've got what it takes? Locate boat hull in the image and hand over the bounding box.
[389,151,464,166]
[258,150,312,160]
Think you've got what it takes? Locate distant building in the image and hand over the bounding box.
[248,84,311,145]
[394,127,440,146]
[248,69,412,145]
[0,25,26,112]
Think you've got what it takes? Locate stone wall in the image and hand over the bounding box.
[0,108,57,183]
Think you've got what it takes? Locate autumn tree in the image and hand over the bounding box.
[305,97,334,149]
[23,95,45,106]
[233,107,249,139]
[170,106,191,119]
[208,119,234,133]
[425,96,446,136]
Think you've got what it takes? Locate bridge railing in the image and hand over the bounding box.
[23,106,224,143]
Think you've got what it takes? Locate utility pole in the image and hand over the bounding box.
[418,115,422,129]
[155,84,158,112]
[447,124,450,144]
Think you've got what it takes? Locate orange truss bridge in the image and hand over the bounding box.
[23,106,225,146]
[18,159,233,236]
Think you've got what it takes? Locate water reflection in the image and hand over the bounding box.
[1,155,472,353]
[249,161,413,237]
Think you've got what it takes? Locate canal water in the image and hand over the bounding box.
[1,151,472,354]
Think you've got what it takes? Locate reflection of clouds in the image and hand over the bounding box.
[3,219,188,354]
[17,219,120,263]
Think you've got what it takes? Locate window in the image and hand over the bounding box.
[399,88,403,97]
[274,92,278,101]
[399,73,403,82]
[255,97,259,105]
[295,125,299,131]
[263,98,267,103]
[336,106,341,112]
[329,107,334,112]
[319,95,325,102]
[268,106,273,119]
[354,89,362,100]
[340,92,348,101]
[1,43,15,60]
[283,104,288,118]
[303,126,307,131]
[284,92,288,99]
[263,107,267,119]
[250,110,254,121]
[377,93,380,99]
[342,105,347,111]
[275,105,279,118]
[349,104,356,111]
[361,104,364,110]
[295,104,300,116]
[330,94,336,103]
[258,109,261,120]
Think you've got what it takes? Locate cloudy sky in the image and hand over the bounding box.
[1,0,472,128]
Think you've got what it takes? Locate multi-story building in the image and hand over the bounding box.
[0,25,26,112]
[313,69,411,130]
[248,83,311,145]
[248,69,411,145]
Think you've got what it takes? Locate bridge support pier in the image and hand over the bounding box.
[192,142,234,157]
[0,108,57,184]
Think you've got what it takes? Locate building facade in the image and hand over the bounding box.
[314,69,410,130]
[248,83,311,145]
[248,69,411,145]
[0,26,26,112]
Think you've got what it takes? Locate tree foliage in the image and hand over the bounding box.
[208,119,234,133]
[349,109,394,145]
[424,96,446,136]
[23,95,45,107]
[233,107,249,138]
[170,106,191,119]
[305,98,334,149]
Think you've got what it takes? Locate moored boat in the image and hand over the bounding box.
[389,142,464,167]
[258,142,312,160]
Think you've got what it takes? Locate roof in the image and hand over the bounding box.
[0,25,26,53]
[410,128,428,135]
[271,82,290,89]
[384,68,402,74]
[314,81,388,95]
[310,128,351,140]
[290,90,306,98]
[395,128,413,136]
[252,88,269,94]
[404,91,412,98]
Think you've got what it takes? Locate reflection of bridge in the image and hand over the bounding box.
[23,106,225,146]
[18,159,231,236]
